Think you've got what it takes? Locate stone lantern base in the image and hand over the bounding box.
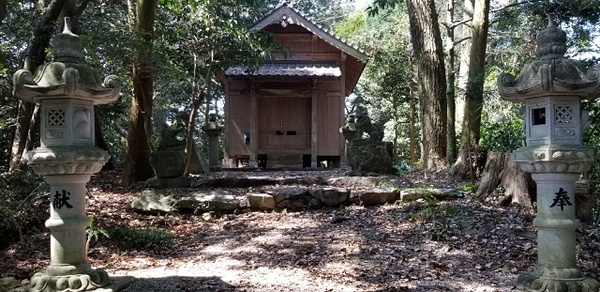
[518,269,600,292]
[29,270,111,292]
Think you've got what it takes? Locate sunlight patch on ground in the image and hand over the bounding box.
[459,281,513,291]
[240,266,359,291]
[250,232,288,244]
[110,259,244,280]
[200,240,266,256]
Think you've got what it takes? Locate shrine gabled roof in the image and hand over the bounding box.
[252,3,368,63]
[225,61,341,78]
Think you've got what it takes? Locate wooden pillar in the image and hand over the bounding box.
[339,53,347,165]
[249,82,258,167]
[223,78,231,167]
[311,79,318,168]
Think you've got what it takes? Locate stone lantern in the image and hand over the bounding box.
[339,114,357,166]
[498,17,600,291]
[13,18,120,292]
[202,113,223,169]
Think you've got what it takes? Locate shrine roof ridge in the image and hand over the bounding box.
[253,2,368,63]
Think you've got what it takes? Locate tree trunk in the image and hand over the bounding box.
[0,0,6,25]
[95,107,115,170]
[499,154,533,210]
[475,151,503,197]
[183,90,204,176]
[451,143,479,181]
[445,0,457,164]
[10,0,67,171]
[451,0,490,179]
[406,0,447,169]
[455,0,473,128]
[121,0,156,184]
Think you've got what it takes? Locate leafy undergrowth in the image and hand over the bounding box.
[1,169,599,292]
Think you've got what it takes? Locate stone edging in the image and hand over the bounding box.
[132,176,462,214]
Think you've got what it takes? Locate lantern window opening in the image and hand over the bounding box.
[555,105,573,124]
[47,109,66,126]
[532,107,546,125]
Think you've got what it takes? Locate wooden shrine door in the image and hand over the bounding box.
[258,95,310,151]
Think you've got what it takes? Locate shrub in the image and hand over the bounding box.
[110,226,174,251]
[0,170,46,249]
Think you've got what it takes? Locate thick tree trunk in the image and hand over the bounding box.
[121,0,156,184]
[451,0,490,179]
[499,154,533,210]
[406,0,447,169]
[10,0,67,171]
[475,151,503,197]
[474,151,534,210]
[451,143,479,180]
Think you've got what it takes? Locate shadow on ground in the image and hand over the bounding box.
[120,275,236,292]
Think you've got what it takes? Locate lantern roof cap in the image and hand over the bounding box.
[12,17,120,104]
[536,16,568,59]
[498,16,600,102]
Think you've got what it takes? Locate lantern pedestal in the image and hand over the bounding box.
[512,147,599,292]
[27,147,112,292]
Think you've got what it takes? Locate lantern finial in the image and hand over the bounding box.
[535,15,567,59]
[52,17,83,63]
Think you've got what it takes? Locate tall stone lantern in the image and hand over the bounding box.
[498,18,600,291]
[13,18,120,292]
[202,113,223,169]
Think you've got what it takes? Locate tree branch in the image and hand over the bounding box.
[491,1,530,13]
[25,0,67,71]
[442,17,473,30]
[75,0,92,17]
[454,36,472,46]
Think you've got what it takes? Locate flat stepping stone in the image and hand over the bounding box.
[327,176,387,188]
[177,190,240,212]
[265,187,319,211]
[131,189,241,214]
[131,189,177,214]
[350,188,398,205]
[308,187,349,206]
[246,193,276,210]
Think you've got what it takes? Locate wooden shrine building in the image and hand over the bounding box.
[223,3,368,168]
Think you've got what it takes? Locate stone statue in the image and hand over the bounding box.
[157,112,188,151]
[354,108,382,142]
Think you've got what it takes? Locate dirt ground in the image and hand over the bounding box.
[1,169,599,291]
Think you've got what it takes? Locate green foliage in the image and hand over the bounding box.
[456,183,478,194]
[377,179,397,189]
[480,96,524,152]
[85,215,109,252]
[583,99,600,214]
[0,170,46,248]
[393,161,416,175]
[110,226,174,251]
